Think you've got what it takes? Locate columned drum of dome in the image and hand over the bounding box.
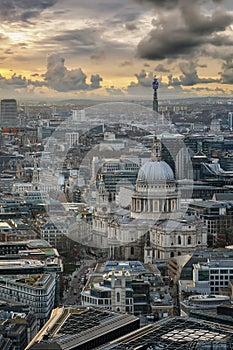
[131,158,180,221]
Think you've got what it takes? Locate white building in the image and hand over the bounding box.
[90,135,207,261]
[65,132,79,148]
[179,259,233,295]
[228,112,233,131]
[0,274,56,325]
[82,269,134,313]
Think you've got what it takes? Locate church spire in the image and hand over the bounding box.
[151,75,161,161]
[32,158,39,184]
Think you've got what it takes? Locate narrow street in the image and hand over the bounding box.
[62,259,94,305]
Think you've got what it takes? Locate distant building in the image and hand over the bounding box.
[188,200,233,247]
[0,99,18,128]
[228,112,233,131]
[65,132,79,147]
[180,294,230,317]
[40,221,68,250]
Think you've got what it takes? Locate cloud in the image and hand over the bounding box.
[154,64,170,73]
[125,23,138,31]
[52,28,101,48]
[105,86,125,95]
[90,74,103,89]
[133,69,154,87]
[0,0,58,22]
[0,54,103,94]
[44,54,103,92]
[137,1,233,60]
[39,26,131,59]
[220,59,233,84]
[191,86,225,93]
[133,0,180,10]
[168,60,219,86]
[90,49,105,61]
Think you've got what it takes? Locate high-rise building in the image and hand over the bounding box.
[0,99,18,128]
[228,112,233,131]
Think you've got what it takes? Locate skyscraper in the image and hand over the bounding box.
[228,112,233,131]
[0,99,18,128]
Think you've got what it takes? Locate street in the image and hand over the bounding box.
[62,260,94,305]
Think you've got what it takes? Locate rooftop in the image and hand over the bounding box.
[97,317,233,349]
[102,261,146,273]
[26,307,139,350]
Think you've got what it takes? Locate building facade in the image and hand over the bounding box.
[1,99,18,128]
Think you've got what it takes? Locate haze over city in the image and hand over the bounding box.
[0,0,233,100]
[2,2,233,349]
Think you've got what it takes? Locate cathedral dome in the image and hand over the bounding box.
[137,160,174,184]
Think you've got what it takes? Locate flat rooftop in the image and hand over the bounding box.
[102,261,146,273]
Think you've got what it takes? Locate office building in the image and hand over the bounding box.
[0,99,18,128]
[0,274,56,326]
[228,112,233,131]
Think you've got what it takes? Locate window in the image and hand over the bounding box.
[188,236,191,245]
[178,236,181,245]
[131,247,134,255]
[117,292,120,303]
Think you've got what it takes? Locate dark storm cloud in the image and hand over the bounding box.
[180,5,233,34]
[133,0,180,9]
[39,27,130,57]
[220,59,233,84]
[0,0,58,22]
[137,1,233,60]
[52,28,101,47]
[44,54,103,92]
[168,61,219,86]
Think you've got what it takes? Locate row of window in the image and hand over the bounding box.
[210,281,228,286]
[210,275,233,280]
[210,269,233,274]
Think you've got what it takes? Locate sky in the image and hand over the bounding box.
[0,0,233,100]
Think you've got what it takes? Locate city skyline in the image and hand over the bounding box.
[0,0,233,100]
